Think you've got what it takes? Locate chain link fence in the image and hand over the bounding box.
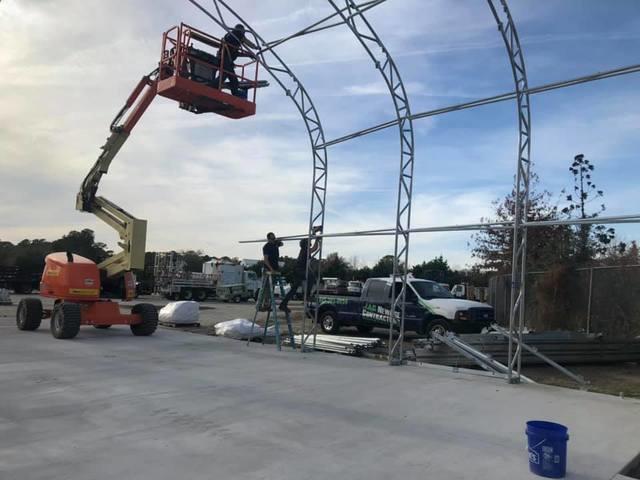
[489,265,640,337]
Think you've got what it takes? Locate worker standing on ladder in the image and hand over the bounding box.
[215,24,257,97]
[262,232,282,274]
[279,227,322,313]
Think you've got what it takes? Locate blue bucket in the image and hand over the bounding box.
[526,421,569,478]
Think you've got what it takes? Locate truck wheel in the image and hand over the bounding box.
[426,319,451,338]
[50,303,81,339]
[356,325,374,334]
[16,298,43,331]
[130,304,158,336]
[180,289,193,301]
[193,289,207,302]
[93,325,112,329]
[319,311,340,334]
[233,295,241,303]
[170,292,180,301]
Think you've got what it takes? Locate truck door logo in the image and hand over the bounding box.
[362,304,394,325]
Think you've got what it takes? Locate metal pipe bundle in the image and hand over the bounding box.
[285,335,381,355]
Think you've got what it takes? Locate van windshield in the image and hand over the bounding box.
[411,281,453,299]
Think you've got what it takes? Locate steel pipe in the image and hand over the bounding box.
[319,63,640,149]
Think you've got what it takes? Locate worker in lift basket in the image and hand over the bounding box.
[279,227,322,314]
[214,24,257,97]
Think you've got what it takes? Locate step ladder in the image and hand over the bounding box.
[247,272,295,351]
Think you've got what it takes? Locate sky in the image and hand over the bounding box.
[1,0,639,269]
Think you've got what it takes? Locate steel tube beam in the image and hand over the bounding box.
[262,0,387,53]
[239,213,640,244]
[319,63,640,149]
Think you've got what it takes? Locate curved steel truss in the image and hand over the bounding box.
[487,0,532,384]
[185,0,329,349]
[195,1,640,384]
[327,0,416,365]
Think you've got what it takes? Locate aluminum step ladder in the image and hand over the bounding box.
[247,272,295,351]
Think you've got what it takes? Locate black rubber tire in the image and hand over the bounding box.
[356,325,374,334]
[319,311,340,334]
[130,303,158,336]
[193,289,207,302]
[180,289,193,301]
[93,325,112,329]
[233,295,242,303]
[16,298,43,331]
[426,318,451,339]
[50,303,82,339]
[170,292,180,301]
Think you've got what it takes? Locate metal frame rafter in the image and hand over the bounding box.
[327,0,416,365]
[186,0,329,350]
[487,0,532,384]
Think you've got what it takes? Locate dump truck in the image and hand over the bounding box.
[158,262,260,302]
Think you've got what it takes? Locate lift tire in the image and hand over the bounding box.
[193,289,207,302]
[356,325,374,334]
[319,311,340,334]
[50,303,81,339]
[130,304,158,337]
[16,298,43,331]
[425,318,451,339]
[93,325,112,329]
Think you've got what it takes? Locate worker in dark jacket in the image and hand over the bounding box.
[279,227,322,313]
[262,232,282,274]
[215,24,257,96]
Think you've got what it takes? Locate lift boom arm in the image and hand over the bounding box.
[76,70,158,279]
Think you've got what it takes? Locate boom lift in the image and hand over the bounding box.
[16,24,267,339]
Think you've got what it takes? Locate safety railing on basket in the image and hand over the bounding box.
[159,23,260,103]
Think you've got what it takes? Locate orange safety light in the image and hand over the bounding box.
[158,23,264,119]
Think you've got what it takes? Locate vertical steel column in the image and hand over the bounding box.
[327,0,415,365]
[186,0,329,351]
[487,0,532,383]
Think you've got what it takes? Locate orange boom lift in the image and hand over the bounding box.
[16,24,267,339]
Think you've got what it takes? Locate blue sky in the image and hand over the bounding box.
[1,0,639,269]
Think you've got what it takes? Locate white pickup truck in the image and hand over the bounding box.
[313,276,494,336]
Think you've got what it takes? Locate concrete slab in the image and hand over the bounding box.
[0,320,638,480]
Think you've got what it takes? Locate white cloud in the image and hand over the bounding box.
[1,0,639,273]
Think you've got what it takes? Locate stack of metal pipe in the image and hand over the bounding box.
[286,335,380,355]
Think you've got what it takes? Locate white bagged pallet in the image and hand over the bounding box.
[214,318,274,340]
[159,301,199,324]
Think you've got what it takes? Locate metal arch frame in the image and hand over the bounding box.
[206,1,640,384]
[327,0,416,366]
[185,0,330,350]
[487,0,532,384]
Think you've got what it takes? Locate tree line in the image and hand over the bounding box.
[0,229,111,276]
